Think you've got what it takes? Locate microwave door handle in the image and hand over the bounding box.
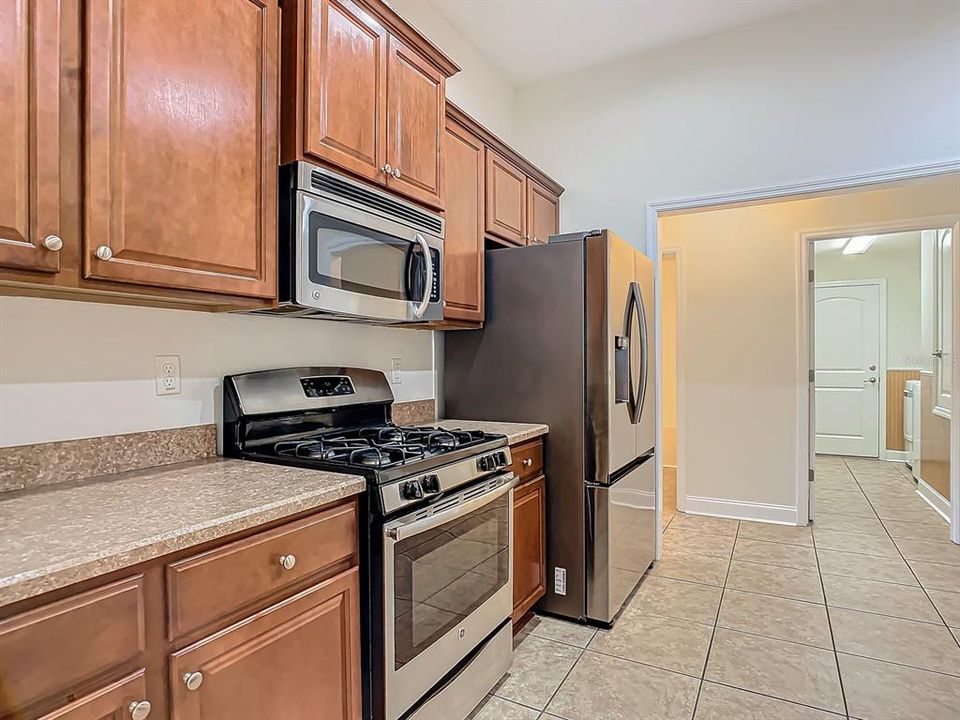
[413,233,433,319]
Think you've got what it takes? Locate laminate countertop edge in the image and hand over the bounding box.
[0,458,365,608]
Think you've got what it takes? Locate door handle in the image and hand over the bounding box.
[412,233,433,319]
[933,349,944,358]
[864,377,877,384]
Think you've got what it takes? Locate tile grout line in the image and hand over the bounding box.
[815,457,852,719]
[688,518,739,719]
[842,457,960,649]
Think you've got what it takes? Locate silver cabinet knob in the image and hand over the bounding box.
[392,167,401,178]
[522,458,533,467]
[183,671,204,691]
[865,377,877,384]
[129,700,152,720]
[95,245,113,261]
[380,163,393,175]
[42,234,63,251]
[279,554,297,570]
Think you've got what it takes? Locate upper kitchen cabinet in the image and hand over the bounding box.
[485,150,527,245]
[442,113,485,324]
[527,179,560,245]
[281,0,458,210]
[83,0,278,299]
[0,0,62,275]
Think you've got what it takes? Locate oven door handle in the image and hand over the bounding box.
[413,233,433,319]
[385,473,516,542]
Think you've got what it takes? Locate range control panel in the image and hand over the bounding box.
[300,375,355,398]
[380,445,513,515]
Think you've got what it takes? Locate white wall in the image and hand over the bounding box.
[815,233,922,369]
[0,297,435,446]
[659,174,960,515]
[0,3,516,448]
[514,0,960,249]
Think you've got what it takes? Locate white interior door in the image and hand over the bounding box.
[814,281,882,457]
[934,228,952,418]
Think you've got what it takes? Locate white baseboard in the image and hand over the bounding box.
[684,495,798,525]
[882,450,909,462]
[916,479,951,522]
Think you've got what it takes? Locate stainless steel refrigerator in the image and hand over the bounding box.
[444,229,656,625]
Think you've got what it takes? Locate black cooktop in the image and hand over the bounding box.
[264,424,500,473]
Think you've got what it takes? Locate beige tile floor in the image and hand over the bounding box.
[469,456,959,720]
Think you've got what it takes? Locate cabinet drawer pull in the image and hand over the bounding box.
[43,234,63,252]
[522,458,533,467]
[95,245,113,261]
[183,671,204,691]
[279,554,297,570]
[129,700,152,720]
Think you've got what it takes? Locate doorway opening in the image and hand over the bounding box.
[808,226,954,523]
[660,250,680,530]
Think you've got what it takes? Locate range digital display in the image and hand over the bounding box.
[300,375,356,398]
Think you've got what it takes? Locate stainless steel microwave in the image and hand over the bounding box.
[264,162,443,324]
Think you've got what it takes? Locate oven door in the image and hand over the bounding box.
[383,474,514,720]
[296,192,443,323]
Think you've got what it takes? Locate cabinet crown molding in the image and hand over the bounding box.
[362,0,461,77]
[446,101,564,197]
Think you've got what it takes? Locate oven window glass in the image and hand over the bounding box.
[392,493,510,670]
[308,213,425,300]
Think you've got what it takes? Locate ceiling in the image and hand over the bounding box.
[428,0,827,86]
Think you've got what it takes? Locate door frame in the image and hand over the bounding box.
[646,159,960,544]
[658,248,685,517]
[811,277,888,462]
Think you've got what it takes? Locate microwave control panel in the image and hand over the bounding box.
[430,248,441,302]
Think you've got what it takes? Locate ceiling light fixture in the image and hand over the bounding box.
[842,235,877,255]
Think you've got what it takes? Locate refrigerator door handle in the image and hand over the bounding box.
[633,281,649,425]
[623,282,644,424]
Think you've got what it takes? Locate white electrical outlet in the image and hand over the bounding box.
[554,567,567,596]
[390,358,402,384]
[155,355,181,396]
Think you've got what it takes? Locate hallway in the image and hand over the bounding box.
[471,457,958,720]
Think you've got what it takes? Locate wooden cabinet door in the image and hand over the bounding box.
[83,0,278,298]
[485,149,526,245]
[512,475,546,623]
[303,0,387,183]
[386,35,444,209]
[0,0,61,274]
[38,671,149,720]
[441,118,484,323]
[526,180,559,245]
[170,568,362,720]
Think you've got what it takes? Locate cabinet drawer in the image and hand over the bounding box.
[510,439,543,482]
[38,670,148,720]
[166,500,358,639]
[0,576,146,716]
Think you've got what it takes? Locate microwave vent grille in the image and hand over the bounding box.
[310,170,442,236]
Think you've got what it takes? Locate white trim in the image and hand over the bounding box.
[648,160,960,214]
[812,278,888,461]
[646,160,960,541]
[917,478,951,523]
[684,496,798,525]
[883,450,910,462]
[951,216,960,545]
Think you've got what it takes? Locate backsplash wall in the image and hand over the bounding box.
[0,296,435,447]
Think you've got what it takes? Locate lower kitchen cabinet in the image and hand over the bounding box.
[0,498,360,720]
[512,475,546,624]
[170,568,362,720]
[38,671,150,720]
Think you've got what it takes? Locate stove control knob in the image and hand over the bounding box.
[421,474,440,493]
[496,451,509,467]
[401,480,423,500]
[477,455,492,472]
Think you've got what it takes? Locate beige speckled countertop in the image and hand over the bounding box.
[0,458,364,607]
[431,419,548,445]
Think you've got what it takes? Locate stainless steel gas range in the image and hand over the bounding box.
[222,367,515,720]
